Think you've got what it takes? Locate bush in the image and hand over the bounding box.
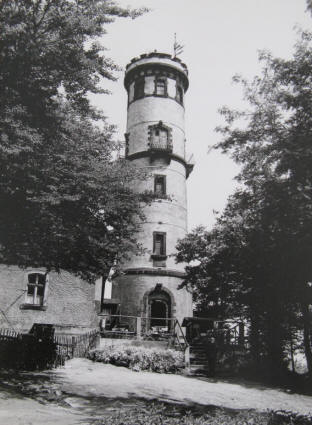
[88,346,184,373]
[268,411,312,425]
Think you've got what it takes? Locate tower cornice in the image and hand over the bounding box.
[127,150,194,178]
[116,267,187,279]
[124,53,189,92]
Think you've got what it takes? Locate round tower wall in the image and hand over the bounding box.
[112,273,192,325]
[127,97,185,159]
[119,210,186,271]
[130,157,187,206]
[111,53,192,328]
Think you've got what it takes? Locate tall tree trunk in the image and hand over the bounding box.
[249,311,261,363]
[266,322,285,380]
[266,298,286,381]
[301,302,312,378]
[290,336,295,373]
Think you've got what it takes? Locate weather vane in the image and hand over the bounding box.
[173,33,184,58]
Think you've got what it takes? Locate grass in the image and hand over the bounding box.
[92,402,312,425]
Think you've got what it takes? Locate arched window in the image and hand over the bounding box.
[26,273,47,306]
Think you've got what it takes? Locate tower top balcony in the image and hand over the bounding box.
[124,51,189,92]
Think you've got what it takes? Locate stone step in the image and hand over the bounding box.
[190,352,206,357]
[191,359,209,364]
[190,347,205,351]
[190,355,207,361]
[188,365,210,375]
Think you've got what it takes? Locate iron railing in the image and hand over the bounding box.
[149,140,173,153]
[99,314,188,351]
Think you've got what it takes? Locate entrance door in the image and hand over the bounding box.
[150,300,168,327]
[148,287,171,331]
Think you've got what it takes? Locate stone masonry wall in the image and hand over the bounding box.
[0,265,98,332]
[112,273,192,325]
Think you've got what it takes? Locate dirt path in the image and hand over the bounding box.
[58,359,312,415]
[0,388,81,425]
[1,358,311,424]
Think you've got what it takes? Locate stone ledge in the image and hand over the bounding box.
[121,267,186,278]
[127,150,194,178]
[20,304,47,311]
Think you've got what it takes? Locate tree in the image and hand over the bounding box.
[0,0,148,282]
[177,30,312,378]
[215,31,312,376]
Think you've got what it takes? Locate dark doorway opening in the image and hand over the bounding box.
[148,286,172,330]
[150,300,167,327]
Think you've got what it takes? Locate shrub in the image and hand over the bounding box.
[268,411,312,425]
[88,346,184,373]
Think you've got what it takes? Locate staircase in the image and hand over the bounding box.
[186,343,210,376]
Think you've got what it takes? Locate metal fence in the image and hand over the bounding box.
[54,329,100,360]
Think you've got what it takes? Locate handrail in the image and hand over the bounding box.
[99,314,139,319]
[100,314,189,348]
[100,314,177,320]
[172,320,184,352]
[174,319,189,348]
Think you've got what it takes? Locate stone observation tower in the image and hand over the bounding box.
[112,52,193,329]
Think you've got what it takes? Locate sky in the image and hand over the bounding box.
[91,0,311,231]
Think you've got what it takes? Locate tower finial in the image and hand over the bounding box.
[173,33,184,58]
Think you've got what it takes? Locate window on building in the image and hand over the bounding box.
[154,175,166,195]
[155,78,167,96]
[26,273,47,305]
[148,121,172,154]
[151,127,168,149]
[153,232,166,256]
[176,85,183,104]
[134,77,145,100]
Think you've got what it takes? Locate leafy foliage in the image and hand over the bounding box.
[88,345,184,373]
[0,0,149,282]
[176,30,312,378]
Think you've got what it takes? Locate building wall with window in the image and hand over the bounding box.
[121,156,187,272]
[112,274,192,325]
[0,265,98,332]
[126,97,185,158]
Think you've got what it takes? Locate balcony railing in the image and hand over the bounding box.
[148,139,173,153]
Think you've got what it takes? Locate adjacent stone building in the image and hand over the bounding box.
[0,265,98,332]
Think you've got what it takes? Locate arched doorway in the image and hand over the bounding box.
[148,284,171,330]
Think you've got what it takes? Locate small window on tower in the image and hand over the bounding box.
[155,78,167,96]
[176,86,183,104]
[134,77,145,100]
[154,175,166,196]
[153,232,166,257]
[151,127,168,149]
